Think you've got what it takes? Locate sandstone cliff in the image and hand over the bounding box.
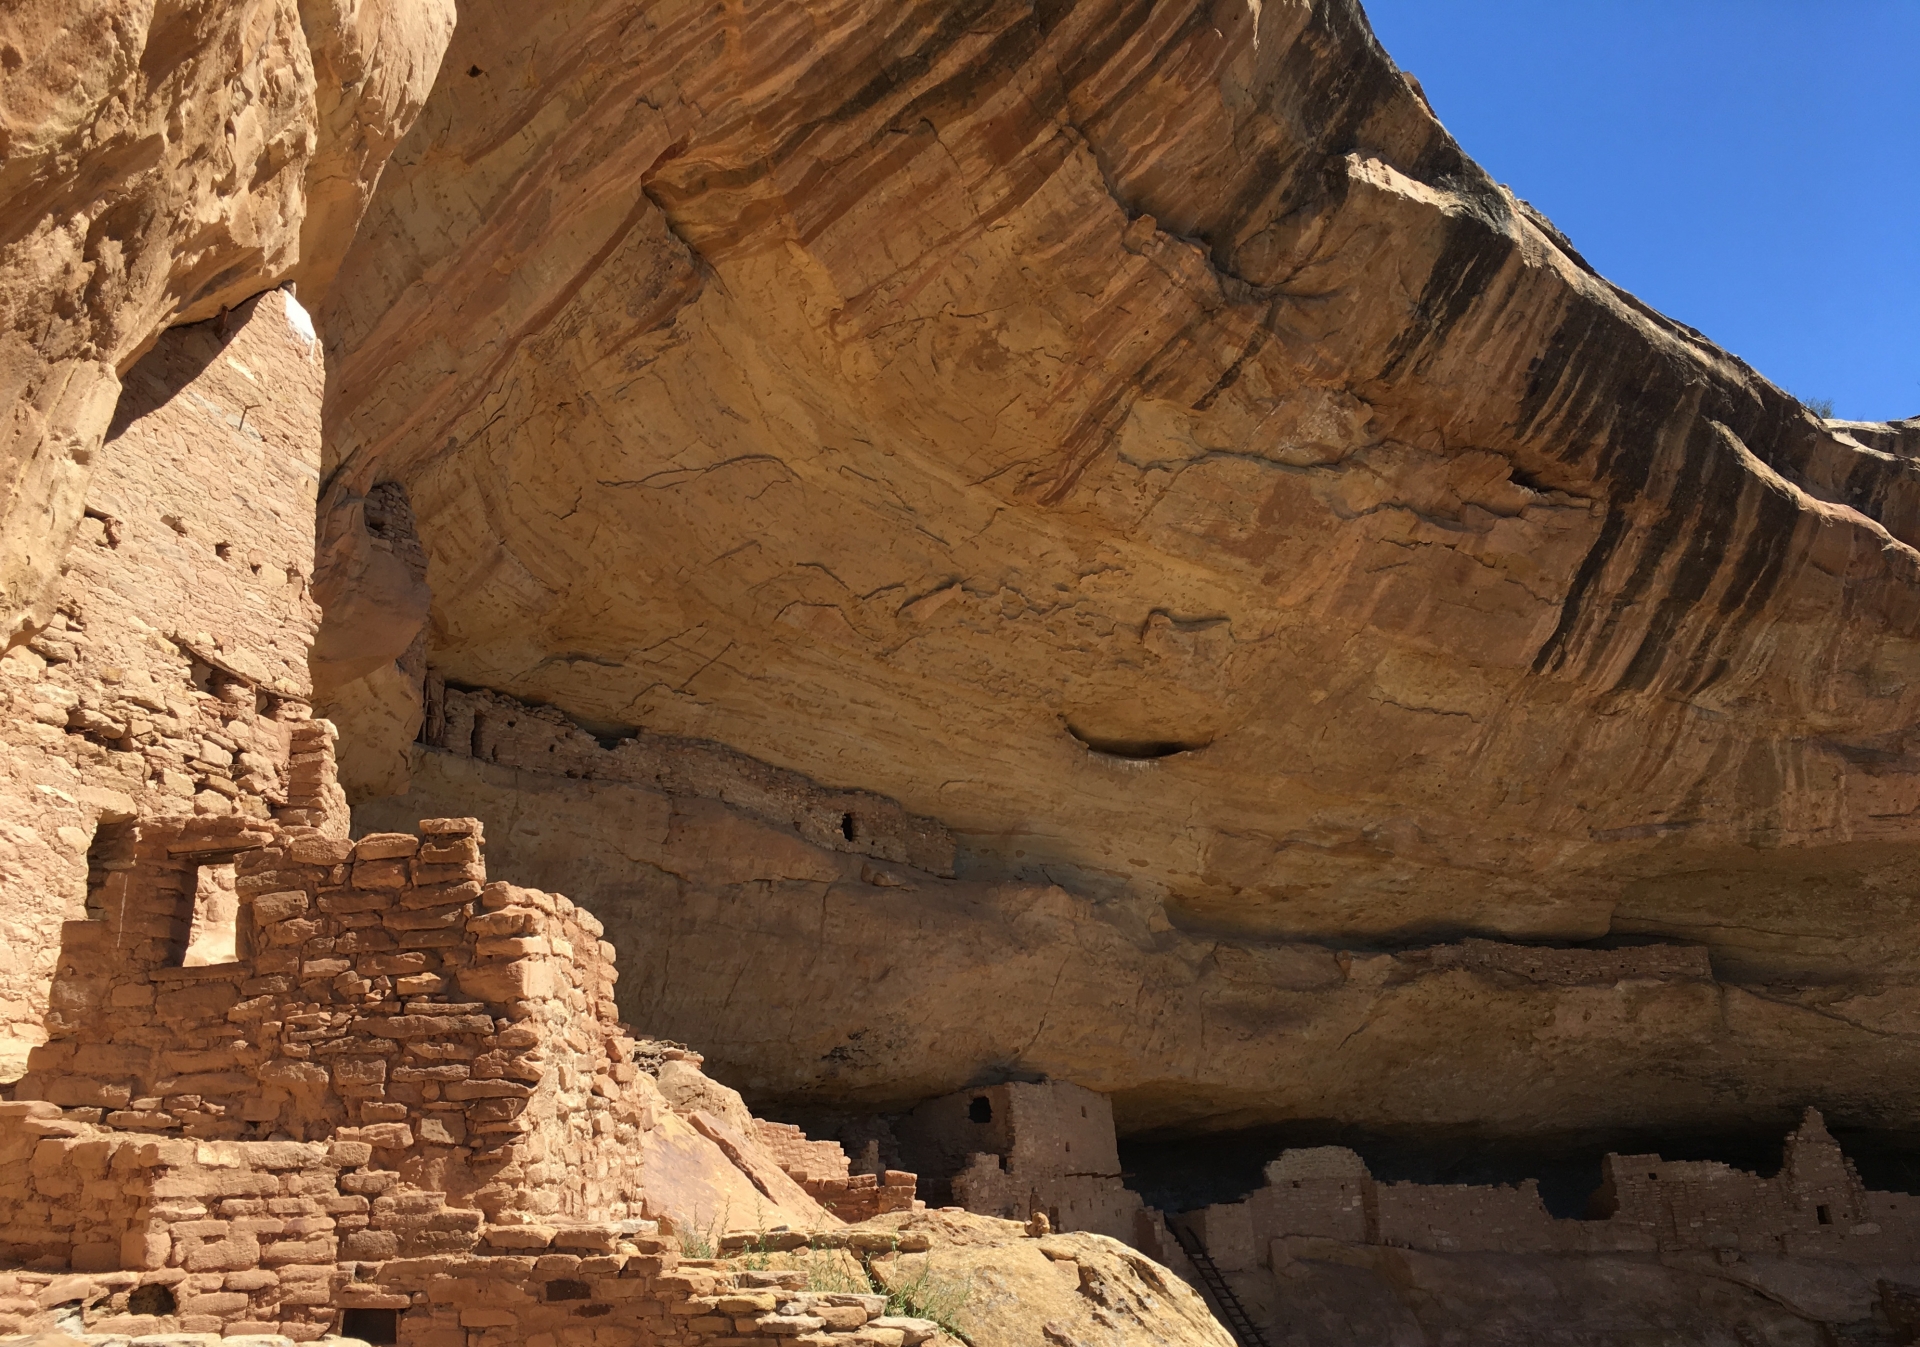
[320,0,1920,948]
[363,729,1920,1140]
[0,0,454,647]
[314,0,1920,1150]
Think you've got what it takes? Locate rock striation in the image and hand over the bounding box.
[319,0,1920,951]
[0,127,1232,1342]
[361,708,1920,1141]
[311,0,1920,1154]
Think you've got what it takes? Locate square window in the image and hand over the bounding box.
[341,1308,400,1344]
[182,862,239,966]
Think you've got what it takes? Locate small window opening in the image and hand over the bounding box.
[545,1279,591,1301]
[341,1308,399,1344]
[83,507,121,549]
[127,1284,175,1316]
[1648,1173,1659,1181]
[85,820,138,921]
[183,862,239,966]
[840,812,856,842]
[209,669,253,706]
[1065,1141,1071,1153]
[187,657,217,694]
[968,1096,992,1124]
[1081,1106,1087,1117]
[214,542,232,560]
[1816,1205,1832,1225]
[1049,1206,1060,1230]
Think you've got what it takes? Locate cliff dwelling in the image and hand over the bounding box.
[1,0,1917,1344]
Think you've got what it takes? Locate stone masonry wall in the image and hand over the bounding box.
[1408,939,1714,984]
[754,1121,915,1223]
[904,1081,1142,1242]
[0,291,331,1074]
[354,1250,942,1347]
[0,1208,948,1347]
[0,1113,362,1337]
[1595,1111,1920,1259]
[1186,1109,1920,1271]
[12,810,656,1259]
[0,777,949,1343]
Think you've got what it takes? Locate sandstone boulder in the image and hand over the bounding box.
[861,1213,1233,1347]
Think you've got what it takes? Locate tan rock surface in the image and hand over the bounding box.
[361,743,1920,1137]
[860,1213,1233,1347]
[0,0,452,645]
[320,0,1920,967]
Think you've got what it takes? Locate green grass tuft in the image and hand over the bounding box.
[880,1255,974,1342]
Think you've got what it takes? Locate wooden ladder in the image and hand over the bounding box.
[1169,1221,1272,1347]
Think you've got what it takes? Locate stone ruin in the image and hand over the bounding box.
[750,1124,917,1225]
[422,688,956,881]
[0,256,1222,1347]
[832,1073,1920,1340]
[894,1082,1144,1245]
[8,5,1920,1342]
[883,1075,1920,1303]
[1127,1107,1920,1272]
[0,790,956,1346]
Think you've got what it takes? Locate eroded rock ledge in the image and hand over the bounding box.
[360,687,1920,1140]
[424,685,956,877]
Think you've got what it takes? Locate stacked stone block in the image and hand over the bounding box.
[0,1109,364,1338]
[1595,1110,1920,1259]
[356,1238,941,1347]
[753,1122,916,1223]
[1372,1180,1621,1256]
[278,719,351,837]
[903,1081,1142,1242]
[0,807,679,1329]
[0,1225,949,1346]
[1181,1108,1920,1271]
[0,293,332,1066]
[1413,938,1714,985]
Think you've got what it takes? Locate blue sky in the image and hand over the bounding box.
[1360,0,1919,423]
